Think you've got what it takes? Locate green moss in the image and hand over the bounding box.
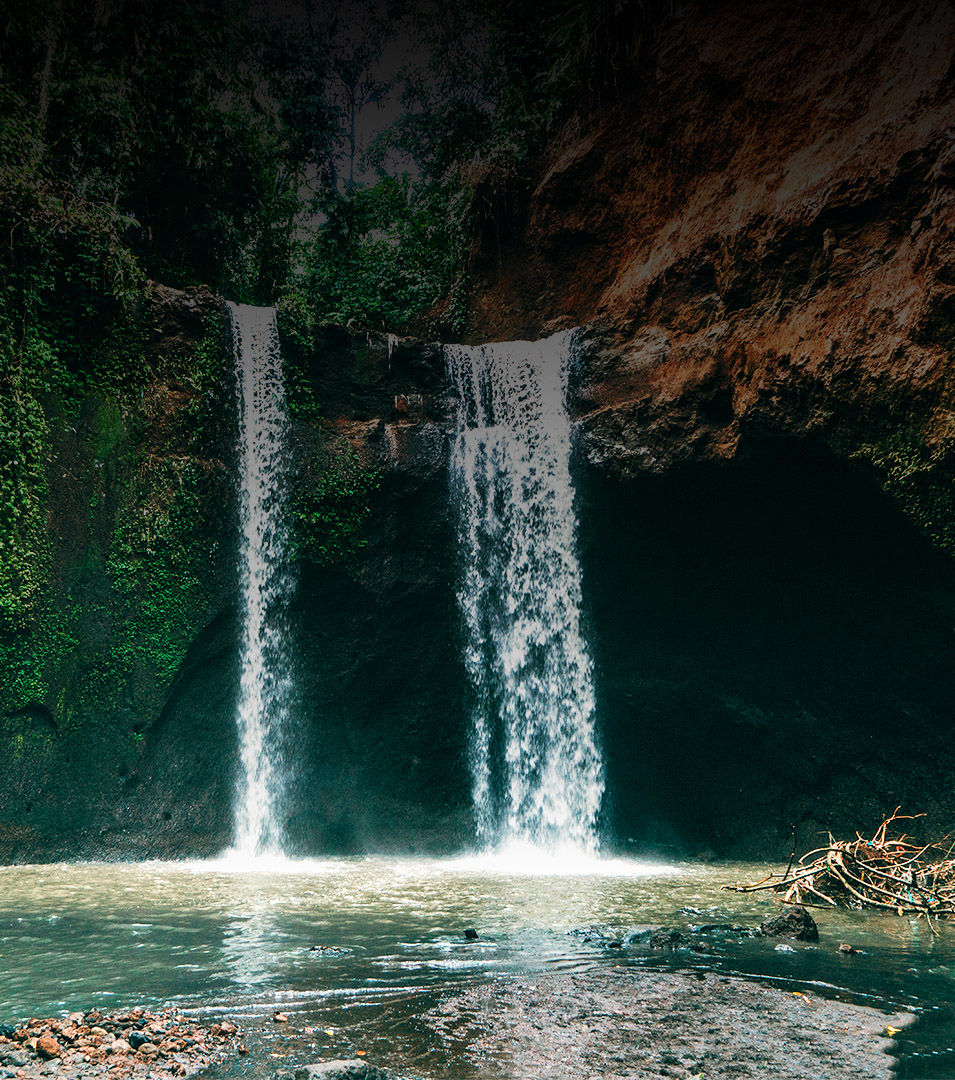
[0,307,230,743]
[91,398,125,459]
[291,437,381,569]
[848,427,955,556]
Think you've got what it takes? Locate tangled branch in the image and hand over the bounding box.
[725,810,955,925]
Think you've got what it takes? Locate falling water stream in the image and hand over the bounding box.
[447,332,604,855]
[228,303,294,858]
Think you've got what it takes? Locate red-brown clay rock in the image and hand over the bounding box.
[465,0,955,545]
[35,1035,62,1060]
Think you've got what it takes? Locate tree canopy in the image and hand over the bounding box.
[0,0,660,333]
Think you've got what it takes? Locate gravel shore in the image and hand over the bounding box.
[423,968,915,1079]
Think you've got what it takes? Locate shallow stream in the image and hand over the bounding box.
[1,856,952,1077]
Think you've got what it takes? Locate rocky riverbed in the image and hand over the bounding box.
[0,1008,242,1080]
[0,975,919,1080]
[422,969,915,1080]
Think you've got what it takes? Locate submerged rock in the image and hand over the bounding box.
[567,924,622,944]
[294,1061,391,1080]
[623,926,696,951]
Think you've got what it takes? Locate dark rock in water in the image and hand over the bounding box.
[294,1061,392,1080]
[308,944,352,957]
[463,928,479,941]
[568,924,621,944]
[760,907,819,941]
[622,926,691,950]
[648,928,692,951]
[690,923,760,937]
[127,1031,151,1049]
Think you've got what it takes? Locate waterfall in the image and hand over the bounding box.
[447,332,604,856]
[227,302,294,858]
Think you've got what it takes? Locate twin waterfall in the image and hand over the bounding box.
[227,308,604,859]
[228,303,294,858]
[448,335,604,856]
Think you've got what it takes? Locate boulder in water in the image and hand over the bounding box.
[760,907,819,941]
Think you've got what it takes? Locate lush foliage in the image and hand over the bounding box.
[0,0,662,741]
[292,440,382,569]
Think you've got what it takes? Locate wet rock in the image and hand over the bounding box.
[567,924,621,944]
[463,928,479,941]
[760,907,819,942]
[690,923,760,937]
[622,926,694,950]
[308,945,352,957]
[294,1061,391,1080]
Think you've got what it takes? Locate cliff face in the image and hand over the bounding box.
[7,0,955,862]
[463,0,955,853]
[0,290,470,862]
[470,0,955,514]
[0,284,236,861]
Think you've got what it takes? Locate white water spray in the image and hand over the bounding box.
[447,332,604,856]
[228,303,294,858]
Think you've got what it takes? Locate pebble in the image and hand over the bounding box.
[0,1007,241,1080]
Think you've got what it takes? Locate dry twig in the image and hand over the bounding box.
[724,809,955,928]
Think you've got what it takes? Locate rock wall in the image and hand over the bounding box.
[0,292,471,862]
[464,0,955,853]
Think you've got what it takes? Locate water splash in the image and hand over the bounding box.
[227,303,294,858]
[447,332,604,856]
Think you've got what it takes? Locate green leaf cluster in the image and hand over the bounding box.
[291,440,382,569]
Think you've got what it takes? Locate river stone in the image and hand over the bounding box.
[0,1049,28,1067]
[760,906,819,941]
[36,1036,63,1059]
[622,926,694,950]
[294,1060,391,1079]
[567,924,621,944]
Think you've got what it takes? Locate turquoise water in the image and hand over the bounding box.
[0,856,952,1076]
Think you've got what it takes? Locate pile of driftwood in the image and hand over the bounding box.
[726,811,955,923]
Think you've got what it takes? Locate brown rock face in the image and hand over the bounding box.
[468,0,955,540]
